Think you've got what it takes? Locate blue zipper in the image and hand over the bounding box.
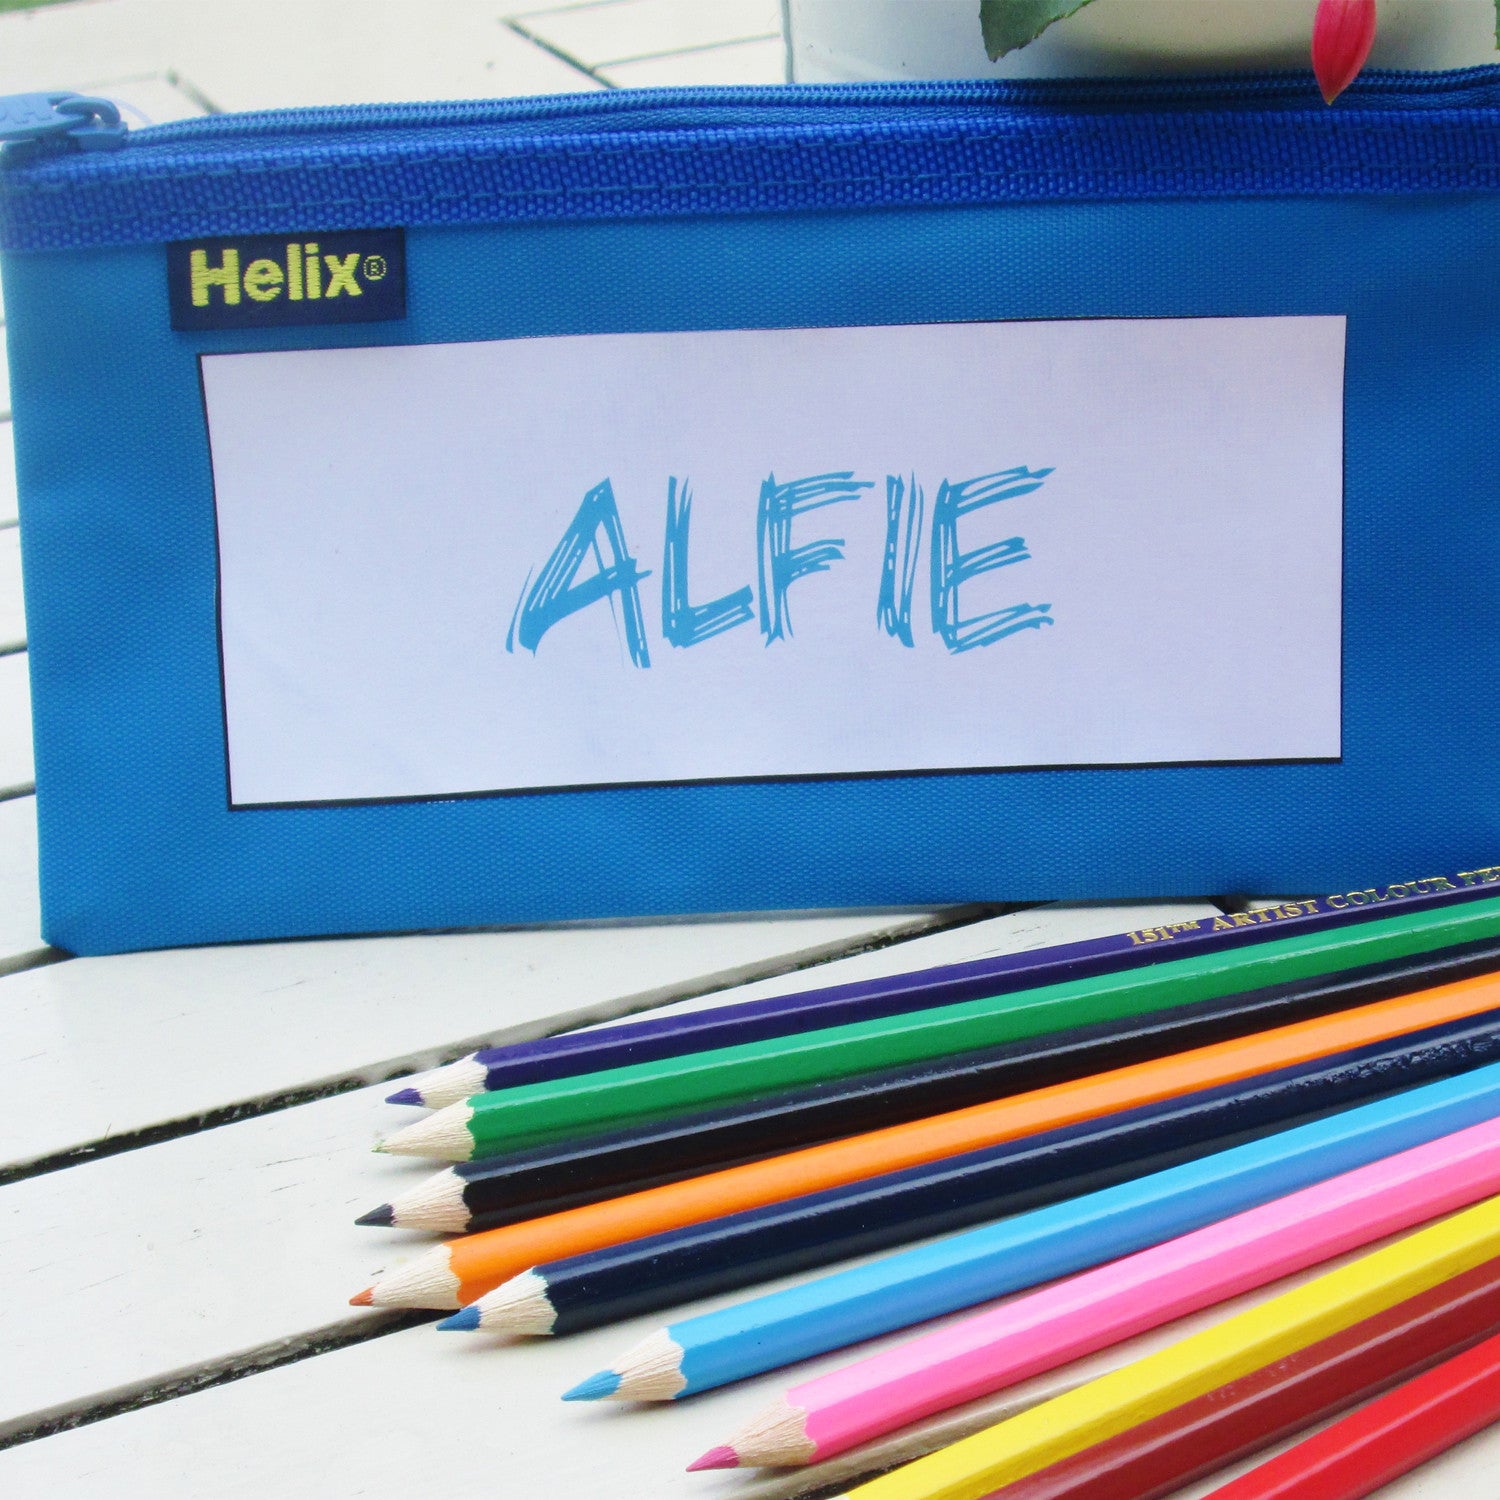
[11,67,1500,149]
[4,71,1500,251]
[0,91,126,155]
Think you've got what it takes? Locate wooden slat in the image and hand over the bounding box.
[601,37,787,87]
[0,903,1217,1432]
[0,421,17,528]
[0,526,23,652]
[0,0,190,95]
[0,1226,1441,1497]
[0,902,1217,1172]
[0,909,970,1171]
[0,649,32,796]
[170,0,599,109]
[516,0,781,67]
[0,0,598,105]
[0,794,42,969]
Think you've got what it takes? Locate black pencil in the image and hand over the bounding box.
[439,1003,1500,1336]
[360,935,1500,1233]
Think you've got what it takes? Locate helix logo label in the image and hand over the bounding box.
[167,229,406,330]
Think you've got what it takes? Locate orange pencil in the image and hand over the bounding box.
[353,970,1500,1309]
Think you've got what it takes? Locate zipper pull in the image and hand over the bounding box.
[0,92,126,159]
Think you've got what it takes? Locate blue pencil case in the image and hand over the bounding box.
[2,74,1498,955]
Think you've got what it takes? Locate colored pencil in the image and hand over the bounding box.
[363,942,1500,1233]
[988,1253,1500,1500]
[377,895,1500,1160]
[562,1062,1500,1402]
[746,1237,1419,1500]
[351,970,1500,1309]
[393,873,1498,1106]
[1200,1326,1500,1500]
[446,1007,1500,1333]
[697,1111,1500,1467]
[826,1193,1500,1500]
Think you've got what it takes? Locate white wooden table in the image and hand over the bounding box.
[0,4,1496,1496]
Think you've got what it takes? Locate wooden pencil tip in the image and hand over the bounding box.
[385,1086,426,1106]
[687,1446,739,1472]
[349,1287,374,1306]
[354,1204,394,1228]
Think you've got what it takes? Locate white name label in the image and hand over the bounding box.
[203,316,1344,806]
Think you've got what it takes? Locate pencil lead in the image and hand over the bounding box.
[349,1287,374,1306]
[437,1307,481,1331]
[385,1086,425,1106]
[563,1370,622,1401]
[686,1446,739,1472]
[355,1204,394,1228]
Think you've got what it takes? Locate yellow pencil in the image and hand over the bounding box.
[832,1191,1500,1500]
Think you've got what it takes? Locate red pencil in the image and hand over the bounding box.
[1201,1324,1500,1500]
[986,1252,1500,1500]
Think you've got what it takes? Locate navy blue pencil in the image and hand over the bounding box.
[440,1002,1500,1338]
[393,874,1493,1108]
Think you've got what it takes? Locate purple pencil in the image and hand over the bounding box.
[391,867,1500,1108]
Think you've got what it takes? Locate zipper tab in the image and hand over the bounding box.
[0,92,126,159]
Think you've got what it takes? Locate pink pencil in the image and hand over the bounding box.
[696,1111,1500,1470]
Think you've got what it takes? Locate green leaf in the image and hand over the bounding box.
[980,0,1101,61]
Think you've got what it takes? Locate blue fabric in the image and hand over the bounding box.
[3,78,1499,953]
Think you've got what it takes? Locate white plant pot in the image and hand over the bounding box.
[785,0,1500,82]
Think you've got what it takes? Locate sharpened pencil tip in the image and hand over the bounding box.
[687,1447,739,1472]
[355,1204,394,1228]
[563,1370,622,1401]
[437,1306,481,1331]
[349,1288,374,1306]
[385,1086,425,1106]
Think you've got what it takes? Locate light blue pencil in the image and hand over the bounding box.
[563,1057,1500,1402]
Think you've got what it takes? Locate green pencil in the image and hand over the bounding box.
[377,895,1500,1162]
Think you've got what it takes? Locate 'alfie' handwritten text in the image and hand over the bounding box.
[506,466,1054,667]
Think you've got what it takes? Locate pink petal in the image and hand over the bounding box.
[1313,0,1378,104]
